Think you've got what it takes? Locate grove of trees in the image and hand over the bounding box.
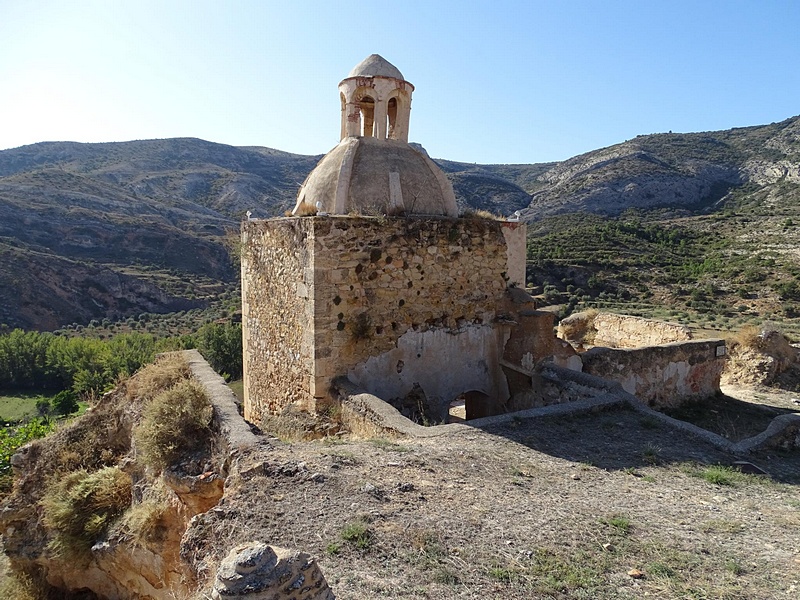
[0,322,243,398]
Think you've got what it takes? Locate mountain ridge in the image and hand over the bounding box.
[1,115,798,331]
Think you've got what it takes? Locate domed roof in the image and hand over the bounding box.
[293,137,457,217]
[347,54,405,80]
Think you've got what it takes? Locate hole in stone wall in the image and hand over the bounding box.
[370,248,382,263]
[334,296,342,305]
[355,264,363,274]
[375,326,383,335]
[368,272,379,281]
[399,299,405,307]
[385,255,393,264]
[407,281,413,288]
[337,312,344,320]
[462,390,494,420]
[337,321,345,331]
[391,322,398,330]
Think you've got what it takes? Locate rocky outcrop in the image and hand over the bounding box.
[722,328,800,386]
[0,351,339,600]
[0,354,221,599]
[212,543,334,600]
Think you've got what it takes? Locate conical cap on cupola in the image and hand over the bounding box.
[292,56,457,218]
[347,54,405,80]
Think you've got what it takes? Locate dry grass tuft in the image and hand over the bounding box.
[126,353,190,403]
[293,203,318,217]
[134,379,213,470]
[0,571,44,600]
[41,466,132,558]
[127,352,191,400]
[460,208,502,220]
[731,324,763,349]
[115,490,171,546]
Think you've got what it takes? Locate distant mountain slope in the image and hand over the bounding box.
[1,116,799,331]
[0,138,322,329]
[524,116,800,218]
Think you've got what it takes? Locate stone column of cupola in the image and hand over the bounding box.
[339,79,363,139]
[344,100,361,139]
[373,98,388,139]
[394,97,410,142]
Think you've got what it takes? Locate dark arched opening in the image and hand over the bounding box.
[360,96,375,137]
[387,97,398,139]
[449,390,495,422]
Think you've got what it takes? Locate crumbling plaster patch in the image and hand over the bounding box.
[347,324,511,411]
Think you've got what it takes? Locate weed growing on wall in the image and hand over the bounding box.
[134,379,212,470]
[41,466,132,558]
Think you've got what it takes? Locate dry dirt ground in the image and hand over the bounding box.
[187,387,800,600]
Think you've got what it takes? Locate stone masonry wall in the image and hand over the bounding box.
[592,313,693,349]
[241,219,315,420]
[242,216,515,424]
[580,339,727,409]
[311,216,511,406]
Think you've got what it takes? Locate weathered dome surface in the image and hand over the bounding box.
[293,137,457,217]
[347,54,404,80]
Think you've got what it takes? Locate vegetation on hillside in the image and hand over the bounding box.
[527,189,800,337]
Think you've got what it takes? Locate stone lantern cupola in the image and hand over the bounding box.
[339,54,414,142]
[292,54,458,217]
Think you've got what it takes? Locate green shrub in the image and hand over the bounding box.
[51,390,79,416]
[41,466,131,557]
[134,379,212,469]
[340,520,372,550]
[0,419,57,478]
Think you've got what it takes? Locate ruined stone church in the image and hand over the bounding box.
[241,55,559,425]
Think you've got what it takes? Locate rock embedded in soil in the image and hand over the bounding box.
[212,541,335,600]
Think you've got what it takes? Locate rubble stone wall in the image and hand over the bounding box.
[241,219,316,420]
[592,313,693,349]
[242,216,519,423]
[580,339,727,409]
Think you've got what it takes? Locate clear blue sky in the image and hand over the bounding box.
[1,0,798,164]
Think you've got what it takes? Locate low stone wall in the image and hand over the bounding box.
[593,313,693,348]
[580,339,727,409]
[558,311,693,349]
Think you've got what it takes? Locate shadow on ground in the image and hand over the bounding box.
[480,404,800,484]
[662,393,799,441]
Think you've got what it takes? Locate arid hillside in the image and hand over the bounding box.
[1,115,799,331]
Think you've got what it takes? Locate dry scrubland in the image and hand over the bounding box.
[0,346,798,599]
[205,401,800,600]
